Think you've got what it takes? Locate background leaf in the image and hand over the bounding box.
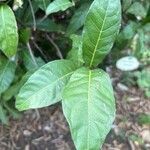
[46,0,74,15]
[31,18,64,32]
[0,105,8,124]
[0,57,16,94]
[67,35,84,66]
[0,4,18,57]
[20,50,45,71]
[16,60,78,111]
[34,0,51,11]
[127,2,147,18]
[62,68,115,150]
[67,3,91,34]
[82,0,121,67]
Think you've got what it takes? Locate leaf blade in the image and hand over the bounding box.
[0,5,18,57]
[62,68,116,150]
[82,0,121,67]
[0,57,16,94]
[46,0,74,15]
[67,35,84,66]
[67,3,91,34]
[16,60,78,111]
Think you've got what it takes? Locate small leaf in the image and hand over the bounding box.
[34,18,63,32]
[82,0,121,67]
[19,28,31,44]
[67,35,84,66]
[0,105,8,124]
[34,0,51,11]
[122,0,132,11]
[0,57,16,94]
[137,114,150,125]
[127,2,147,18]
[46,0,74,15]
[137,68,150,98]
[2,70,34,101]
[62,68,115,150]
[67,3,91,34]
[0,4,18,57]
[21,50,45,71]
[16,60,78,111]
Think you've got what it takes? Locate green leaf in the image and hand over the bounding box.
[62,68,115,150]
[16,60,78,111]
[0,5,18,57]
[34,18,63,32]
[122,0,132,11]
[21,50,45,71]
[128,134,144,145]
[19,28,31,44]
[122,21,137,40]
[34,0,51,11]
[82,0,121,67]
[46,0,74,15]
[2,70,34,101]
[67,35,84,66]
[0,105,8,124]
[137,114,150,125]
[137,69,150,89]
[0,57,16,94]
[127,2,147,18]
[67,3,91,34]
[3,102,21,119]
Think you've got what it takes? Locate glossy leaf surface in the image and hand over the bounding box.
[82,0,121,67]
[0,5,18,57]
[16,60,78,111]
[62,68,116,150]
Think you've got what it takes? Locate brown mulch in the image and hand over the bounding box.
[0,68,150,150]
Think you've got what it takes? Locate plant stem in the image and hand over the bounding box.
[27,42,38,67]
[28,0,36,31]
[46,34,63,59]
[31,39,48,62]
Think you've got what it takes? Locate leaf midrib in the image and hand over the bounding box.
[89,0,110,67]
[87,70,92,149]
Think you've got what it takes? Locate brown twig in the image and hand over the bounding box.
[46,34,63,59]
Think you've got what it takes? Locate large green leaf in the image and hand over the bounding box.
[0,57,16,94]
[0,5,18,57]
[82,0,121,67]
[62,68,115,150]
[46,0,74,15]
[16,60,78,111]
